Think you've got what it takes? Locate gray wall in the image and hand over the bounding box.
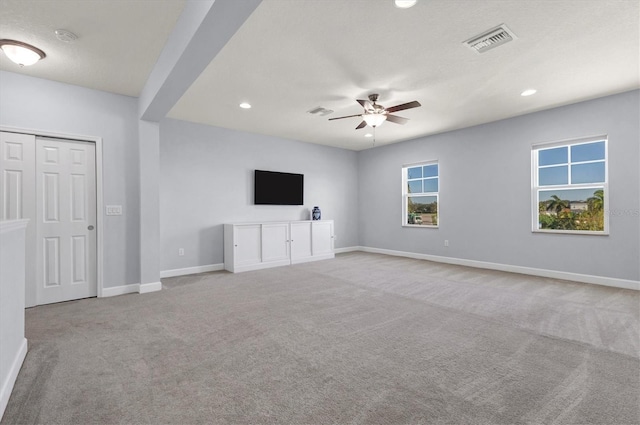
[2,69,637,284]
[159,118,359,271]
[358,90,640,281]
[0,71,141,288]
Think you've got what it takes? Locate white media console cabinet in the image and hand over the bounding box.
[224,220,334,273]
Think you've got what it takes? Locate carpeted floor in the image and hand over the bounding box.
[2,252,639,424]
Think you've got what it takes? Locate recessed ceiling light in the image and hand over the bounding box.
[395,0,417,8]
[364,133,373,138]
[239,103,251,109]
[521,89,537,97]
[0,39,46,66]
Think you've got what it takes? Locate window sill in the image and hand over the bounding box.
[532,229,609,236]
[403,224,439,229]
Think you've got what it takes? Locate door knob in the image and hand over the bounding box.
[88,225,94,230]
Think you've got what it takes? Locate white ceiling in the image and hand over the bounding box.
[2,0,638,151]
[0,0,186,97]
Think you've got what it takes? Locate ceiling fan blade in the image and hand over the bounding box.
[355,121,367,130]
[356,99,371,109]
[385,114,409,125]
[385,101,421,113]
[328,114,363,121]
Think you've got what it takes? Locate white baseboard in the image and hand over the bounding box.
[101,284,140,298]
[100,269,220,297]
[139,281,162,294]
[229,259,291,273]
[101,281,162,297]
[160,263,224,278]
[0,338,27,421]
[359,246,640,291]
[334,246,361,254]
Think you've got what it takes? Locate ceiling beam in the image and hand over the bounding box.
[139,0,262,121]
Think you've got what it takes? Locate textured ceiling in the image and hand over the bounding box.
[168,0,639,150]
[1,0,638,150]
[0,0,185,97]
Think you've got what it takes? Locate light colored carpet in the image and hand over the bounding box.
[2,252,639,424]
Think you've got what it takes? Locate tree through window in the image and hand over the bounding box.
[532,137,608,234]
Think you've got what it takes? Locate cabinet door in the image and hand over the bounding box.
[312,221,334,256]
[290,221,312,261]
[235,225,262,265]
[262,223,290,263]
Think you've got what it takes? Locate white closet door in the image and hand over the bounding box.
[0,131,37,307]
[36,138,97,305]
[0,132,35,220]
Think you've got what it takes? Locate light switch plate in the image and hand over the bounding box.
[106,205,122,216]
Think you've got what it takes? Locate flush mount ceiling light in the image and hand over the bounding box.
[239,102,251,109]
[0,39,46,66]
[395,0,417,8]
[521,89,537,97]
[364,133,373,138]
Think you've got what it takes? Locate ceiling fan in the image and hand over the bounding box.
[329,94,421,129]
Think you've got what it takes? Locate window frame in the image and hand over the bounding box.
[402,160,439,228]
[531,135,609,235]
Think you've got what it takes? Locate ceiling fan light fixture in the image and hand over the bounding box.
[394,0,417,8]
[363,114,387,128]
[0,39,46,66]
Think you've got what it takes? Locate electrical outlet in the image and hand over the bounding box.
[178,248,184,256]
[444,240,449,247]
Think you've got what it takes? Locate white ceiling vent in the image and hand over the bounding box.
[463,24,517,54]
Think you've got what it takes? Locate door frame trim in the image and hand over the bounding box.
[1,126,104,299]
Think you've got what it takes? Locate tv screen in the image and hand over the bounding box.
[254,170,304,205]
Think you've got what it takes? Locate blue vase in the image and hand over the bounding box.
[312,206,321,220]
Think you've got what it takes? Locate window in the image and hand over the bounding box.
[403,161,438,227]
[532,137,608,234]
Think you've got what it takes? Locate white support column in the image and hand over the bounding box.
[135,0,262,292]
[138,120,161,292]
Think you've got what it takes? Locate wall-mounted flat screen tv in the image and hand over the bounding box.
[254,170,304,205]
